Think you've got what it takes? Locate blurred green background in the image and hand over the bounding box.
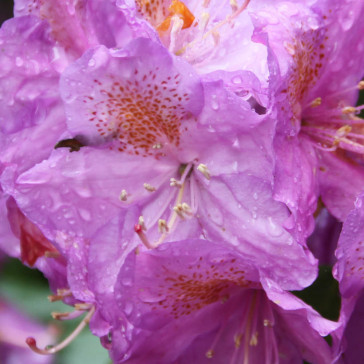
[0,258,111,364]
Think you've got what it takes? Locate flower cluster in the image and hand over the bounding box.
[1,0,364,363]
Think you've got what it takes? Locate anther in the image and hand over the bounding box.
[74,303,92,310]
[138,216,147,231]
[158,219,169,233]
[230,0,238,12]
[173,204,185,219]
[234,333,242,348]
[197,163,211,180]
[336,125,352,137]
[173,203,193,219]
[342,106,357,114]
[206,349,214,358]
[48,289,72,302]
[170,178,182,188]
[143,183,156,192]
[249,332,258,346]
[44,251,61,258]
[309,97,322,108]
[181,202,193,216]
[358,80,364,90]
[152,143,163,149]
[119,189,128,201]
[263,319,273,327]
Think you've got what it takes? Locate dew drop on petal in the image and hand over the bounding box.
[232,75,243,84]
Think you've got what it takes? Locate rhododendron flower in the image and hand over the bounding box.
[2,0,364,362]
[332,193,364,363]
[117,0,269,81]
[252,1,364,242]
[9,37,318,292]
[111,239,338,363]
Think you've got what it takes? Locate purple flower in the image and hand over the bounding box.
[110,239,338,363]
[252,1,364,244]
[332,193,364,362]
[9,37,318,293]
[13,0,134,60]
[0,298,55,364]
[117,0,269,80]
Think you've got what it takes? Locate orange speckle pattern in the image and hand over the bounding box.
[135,0,170,28]
[151,257,252,319]
[84,67,192,157]
[285,29,327,116]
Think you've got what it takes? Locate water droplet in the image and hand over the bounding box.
[15,57,23,67]
[79,208,91,221]
[124,302,133,315]
[232,75,243,84]
[211,99,219,110]
[121,277,132,286]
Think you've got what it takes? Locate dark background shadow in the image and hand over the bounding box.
[0,0,14,26]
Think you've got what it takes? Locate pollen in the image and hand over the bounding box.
[158,219,169,233]
[197,163,211,180]
[143,183,156,192]
[119,189,128,201]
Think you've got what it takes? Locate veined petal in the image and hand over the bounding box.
[12,147,177,239]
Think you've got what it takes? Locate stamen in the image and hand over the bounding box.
[152,143,163,149]
[250,332,258,346]
[173,204,186,219]
[206,349,214,358]
[176,0,250,55]
[143,183,156,192]
[119,189,128,201]
[199,12,210,32]
[170,178,182,188]
[51,309,85,321]
[206,319,229,359]
[134,224,154,249]
[138,216,147,231]
[243,292,258,364]
[26,306,95,355]
[74,303,93,310]
[342,106,357,114]
[48,289,72,302]
[44,251,61,258]
[309,97,321,108]
[197,163,211,180]
[358,80,364,90]
[182,202,193,215]
[158,219,169,233]
[230,0,239,12]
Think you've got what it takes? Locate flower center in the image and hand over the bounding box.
[281,29,364,156]
[135,0,251,57]
[134,162,208,248]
